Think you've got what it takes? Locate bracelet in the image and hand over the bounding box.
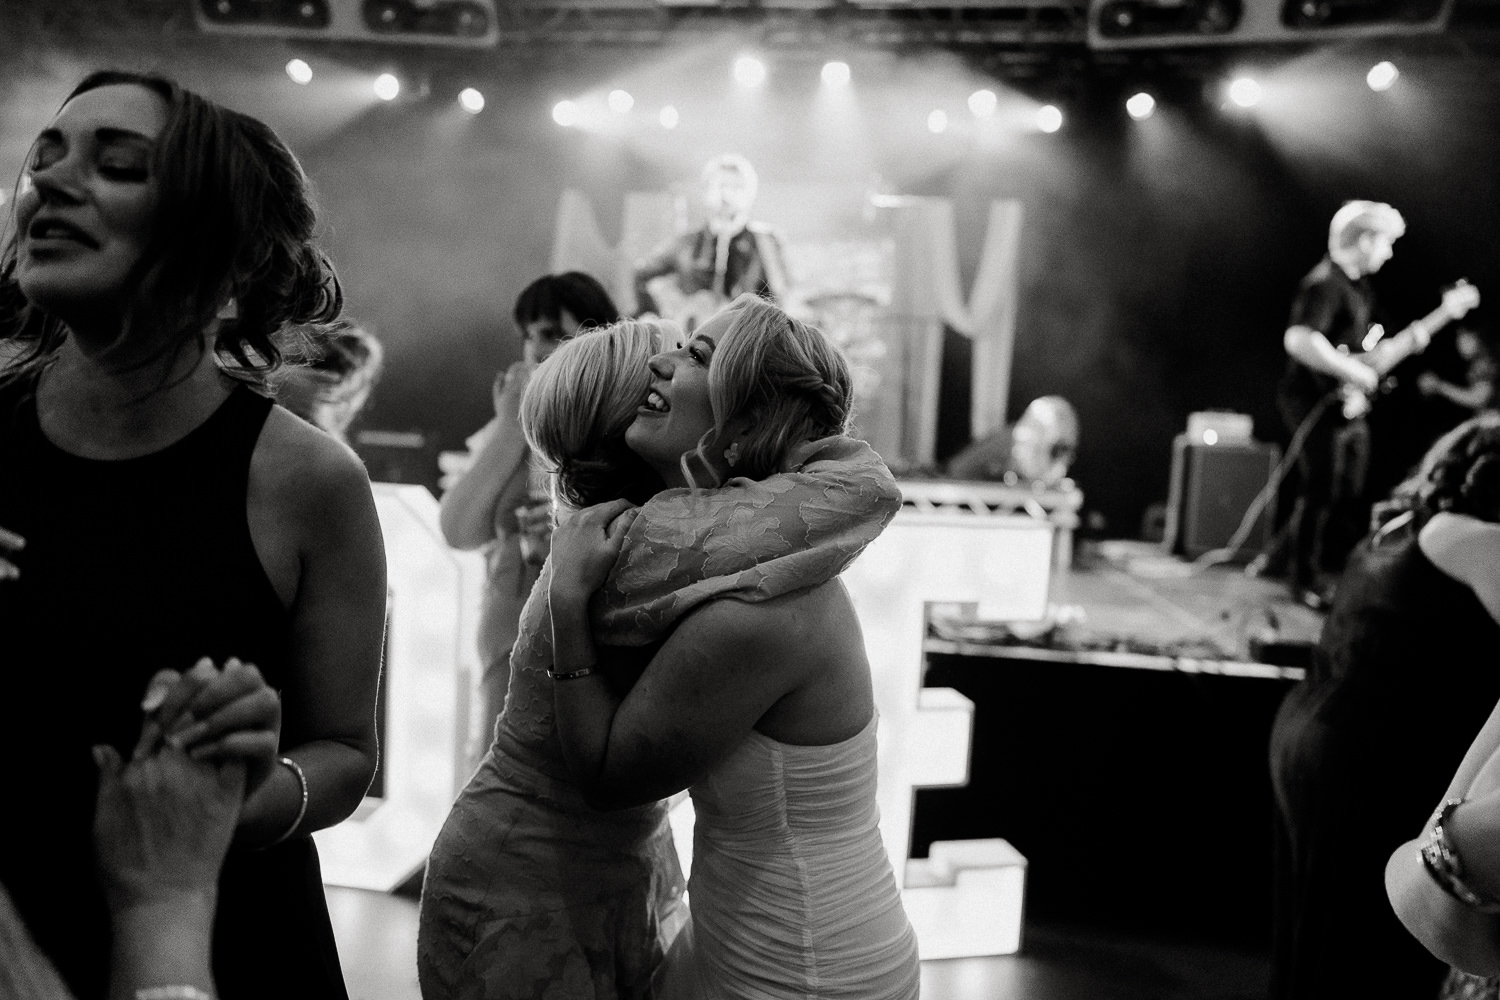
[547,663,596,681]
[1419,798,1500,913]
[263,756,309,848]
[136,988,214,1000]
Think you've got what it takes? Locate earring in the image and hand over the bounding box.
[723,442,741,468]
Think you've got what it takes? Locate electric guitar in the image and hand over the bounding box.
[1338,279,1480,420]
[644,276,728,334]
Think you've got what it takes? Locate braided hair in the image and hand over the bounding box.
[683,293,854,486]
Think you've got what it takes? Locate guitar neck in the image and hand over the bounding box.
[1367,304,1454,373]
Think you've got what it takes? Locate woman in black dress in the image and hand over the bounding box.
[0,70,387,999]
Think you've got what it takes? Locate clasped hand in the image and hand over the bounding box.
[547,499,639,607]
[135,655,282,797]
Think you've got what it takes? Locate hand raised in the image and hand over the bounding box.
[92,743,245,912]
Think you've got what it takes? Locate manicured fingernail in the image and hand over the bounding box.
[141,686,168,712]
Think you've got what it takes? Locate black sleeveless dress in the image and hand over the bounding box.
[1268,522,1500,1000]
[0,374,349,1000]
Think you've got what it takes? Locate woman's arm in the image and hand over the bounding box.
[549,501,810,808]
[231,411,388,847]
[438,362,534,551]
[1422,512,1500,634]
[93,744,245,1000]
[1384,512,1500,974]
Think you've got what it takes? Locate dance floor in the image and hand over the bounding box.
[326,884,1274,999]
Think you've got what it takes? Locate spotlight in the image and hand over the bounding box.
[286,58,313,84]
[459,87,485,114]
[1227,76,1262,107]
[553,100,581,127]
[373,73,400,101]
[608,89,634,114]
[659,105,680,129]
[1036,104,1063,133]
[1126,91,1156,119]
[734,56,767,88]
[821,61,851,87]
[1367,61,1399,91]
[927,109,949,134]
[968,89,998,118]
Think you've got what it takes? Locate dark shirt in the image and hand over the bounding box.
[1278,255,1377,421]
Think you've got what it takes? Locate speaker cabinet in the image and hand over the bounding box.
[1164,435,1279,561]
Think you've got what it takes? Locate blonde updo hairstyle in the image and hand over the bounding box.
[683,293,854,486]
[521,317,680,510]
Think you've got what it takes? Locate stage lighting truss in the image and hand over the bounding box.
[1087,0,1454,46]
[194,0,500,47]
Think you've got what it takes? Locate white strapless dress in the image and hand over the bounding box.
[656,714,920,1000]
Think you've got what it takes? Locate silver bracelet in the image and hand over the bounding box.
[135,987,214,1000]
[1419,797,1500,912]
[263,755,308,848]
[548,663,596,681]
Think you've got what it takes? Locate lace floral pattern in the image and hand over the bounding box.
[595,435,902,645]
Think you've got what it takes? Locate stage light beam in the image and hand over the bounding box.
[659,105,680,129]
[286,59,313,85]
[608,89,634,113]
[822,61,851,87]
[1367,61,1399,92]
[928,109,949,134]
[734,56,767,88]
[1126,92,1156,120]
[458,88,484,114]
[1036,105,1063,133]
[373,73,400,102]
[552,100,581,127]
[968,89,998,118]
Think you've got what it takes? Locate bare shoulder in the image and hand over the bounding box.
[252,406,376,527]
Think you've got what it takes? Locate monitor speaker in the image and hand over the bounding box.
[1164,435,1279,561]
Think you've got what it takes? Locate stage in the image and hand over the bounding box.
[912,537,1324,950]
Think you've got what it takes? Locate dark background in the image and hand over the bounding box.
[5,1,1500,538]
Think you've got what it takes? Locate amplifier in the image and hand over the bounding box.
[1163,434,1279,561]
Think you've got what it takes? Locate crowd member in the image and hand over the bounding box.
[438,271,620,734]
[1269,412,1500,1000]
[417,306,902,999]
[944,394,1079,486]
[1418,323,1499,422]
[548,294,919,1000]
[0,69,387,999]
[275,317,385,443]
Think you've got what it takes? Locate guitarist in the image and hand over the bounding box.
[632,153,794,331]
[1276,200,1479,609]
